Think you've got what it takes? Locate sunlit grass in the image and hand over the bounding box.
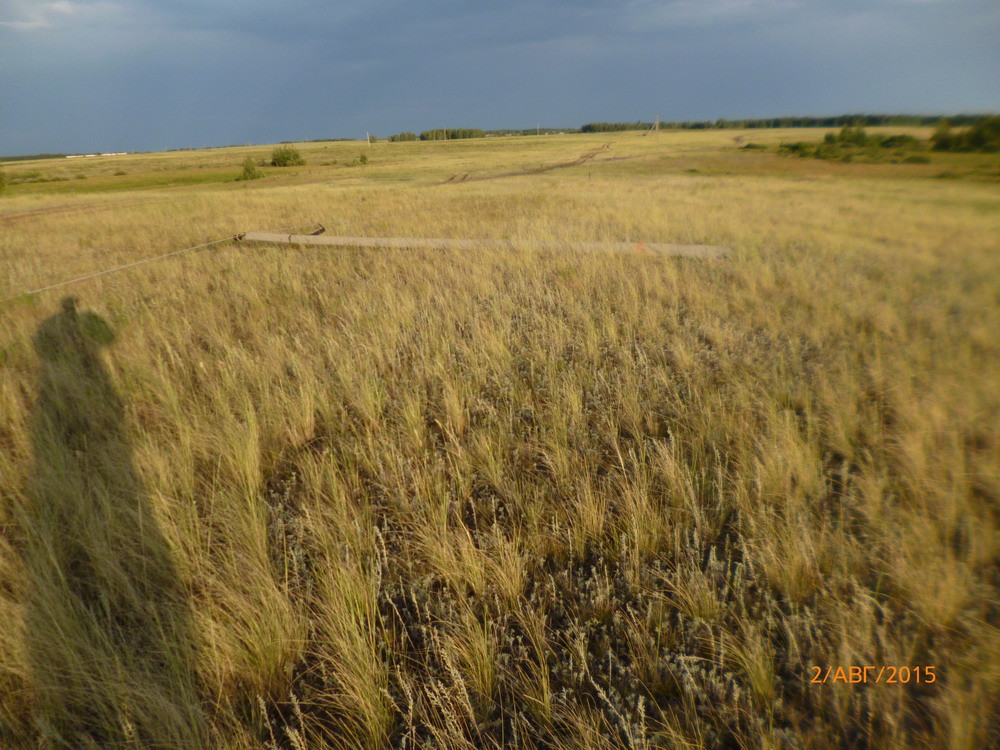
[0,129,997,748]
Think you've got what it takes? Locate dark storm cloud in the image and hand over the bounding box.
[1,0,998,154]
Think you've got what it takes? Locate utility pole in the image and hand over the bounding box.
[366,131,370,149]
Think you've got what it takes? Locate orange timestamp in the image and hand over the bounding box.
[809,666,937,685]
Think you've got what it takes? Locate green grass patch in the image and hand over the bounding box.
[4,169,240,196]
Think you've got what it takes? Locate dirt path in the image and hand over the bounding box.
[439,143,619,184]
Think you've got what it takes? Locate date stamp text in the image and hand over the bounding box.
[809,666,937,685]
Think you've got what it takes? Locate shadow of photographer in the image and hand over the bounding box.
[23,297,204,747]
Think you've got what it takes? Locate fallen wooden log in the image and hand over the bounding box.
[235,232,730,259]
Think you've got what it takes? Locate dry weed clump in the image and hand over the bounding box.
[0,131,997,748]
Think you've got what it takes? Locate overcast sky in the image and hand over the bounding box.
[1,0,998,155]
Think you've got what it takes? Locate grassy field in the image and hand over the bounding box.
[0,129,998,749]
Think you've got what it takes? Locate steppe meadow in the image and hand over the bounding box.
[1,127,998,748]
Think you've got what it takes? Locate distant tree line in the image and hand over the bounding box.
[485,128,569,136]
[0,152,69,162]
[417,129,487,141]
[932,116,1000,152]
[580,122,653,133]
[582,114,996,132]
[389,128,571,140]
[5,114,997,163]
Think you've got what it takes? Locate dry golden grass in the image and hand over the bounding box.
[0,130,998,748]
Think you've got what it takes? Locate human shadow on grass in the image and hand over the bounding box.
[23,297,204,748]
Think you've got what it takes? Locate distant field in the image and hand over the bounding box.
[2,127,998,198]
[0,130,998,748]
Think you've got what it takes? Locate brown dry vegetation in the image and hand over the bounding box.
[0,131,998,748]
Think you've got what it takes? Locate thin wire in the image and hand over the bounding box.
[0,221,323,305]
[1,235,237,305]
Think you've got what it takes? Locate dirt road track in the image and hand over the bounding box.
[439,144,623,184]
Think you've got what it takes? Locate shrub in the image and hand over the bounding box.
[932,119,954,151]
[929,117,999,152]
[358,153,368,165]
[237,156,265,181]
[813,143,840,160]
[836,126,871,146]
[779,142,814,157]
[903,155,930,164]
[0,168,6,194]
[964,115,1000,152]
[368,134,378,144]
[740,142,766,150]
[270,146,305,167]
[781,128,931,164]
[881,134,919,149]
